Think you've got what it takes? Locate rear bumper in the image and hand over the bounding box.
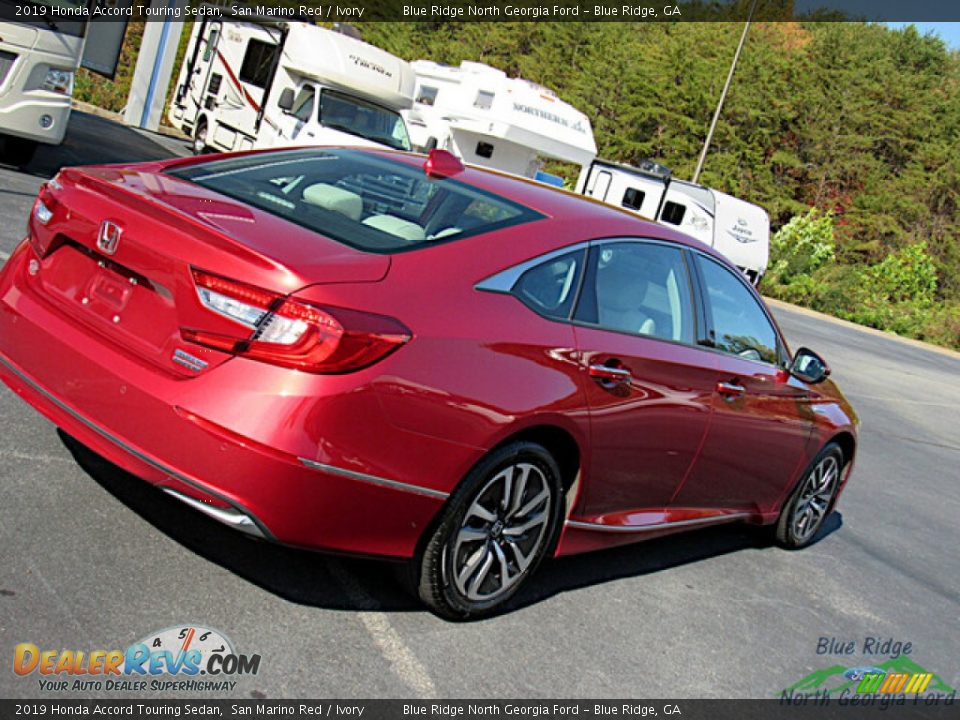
[0,243,461,559]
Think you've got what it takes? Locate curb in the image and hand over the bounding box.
[763,297,960,361]
[70,100,189,140]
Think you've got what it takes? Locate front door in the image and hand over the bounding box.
[670,254,814,512]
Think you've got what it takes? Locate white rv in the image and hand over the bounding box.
[404,60,597,181]
[0,2,88,166]
[168,19,416,155]
[577,159,770,285]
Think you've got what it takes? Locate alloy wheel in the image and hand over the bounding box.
[790,454,839,544]
[447,462,552,603]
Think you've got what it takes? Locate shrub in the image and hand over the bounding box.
[864,241,938,307]
[766,207,836,284]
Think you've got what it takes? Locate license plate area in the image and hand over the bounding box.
[39,243,177,353]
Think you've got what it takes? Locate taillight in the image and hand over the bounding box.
[182,269,410,373]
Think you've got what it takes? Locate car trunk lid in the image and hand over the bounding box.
[28,164,389,377]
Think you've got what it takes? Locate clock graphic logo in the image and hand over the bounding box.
[125,624,259,677]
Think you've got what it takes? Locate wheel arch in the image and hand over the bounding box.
[830,430,857,468]
[411,422,583,564]
[488,423,582,494]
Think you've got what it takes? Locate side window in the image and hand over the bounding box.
[291,86,315,124]
[474,91,495,110]
[576,242,694,344]
[697,256,778,364]
[203,29,219,63]
[622,187,645,211]
[512,250,585,320]
[661,200,686,226]
[416,86,438,106]
[239,39,278,89]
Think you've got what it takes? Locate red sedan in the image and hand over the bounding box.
[0,148,857,619]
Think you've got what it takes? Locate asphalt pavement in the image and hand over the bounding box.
[0,113,957,699]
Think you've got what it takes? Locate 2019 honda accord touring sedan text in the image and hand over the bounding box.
[0,147,858,618]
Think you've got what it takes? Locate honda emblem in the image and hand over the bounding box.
[97,221,122,255]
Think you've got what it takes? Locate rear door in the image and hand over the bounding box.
[670,254,813,512]
[572,239,718,516]
[210,27,280,148]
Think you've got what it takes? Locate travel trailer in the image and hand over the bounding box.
[404,60,597,180]
[0,6,88,165]
[577,159,770,285]
[169,19,416,155]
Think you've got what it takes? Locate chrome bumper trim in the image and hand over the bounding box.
[0,353,277,542]
[163,489,265,539]
[298,458,449,500]
[566,512,751,533]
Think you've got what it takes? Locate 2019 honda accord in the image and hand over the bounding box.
[0,147,858,618]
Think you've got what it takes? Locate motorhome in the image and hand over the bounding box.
[169,19,416,155]
[577,159,769,285]
[0,1,88,166]
[404,60,597,181]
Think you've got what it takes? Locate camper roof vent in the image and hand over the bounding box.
[639,159,671,180]
[332,23,362,40]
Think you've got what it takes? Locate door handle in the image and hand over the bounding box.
[589,363,632,386]
[716,381,746,398]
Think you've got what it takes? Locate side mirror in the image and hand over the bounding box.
[277,88,295,112]
[790,347,831,384]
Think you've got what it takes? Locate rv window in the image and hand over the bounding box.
[474,91,495,110]
[318,90,411,152]
[661,201,686,226]
[168,148,543,254]
[476,142,494,159]
[416,86,439,106]
[291,87,315,124]
[203,29,218,63]
[239,39,278,89]
[622,188,645,211]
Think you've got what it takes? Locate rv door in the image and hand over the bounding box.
[274,81,319,144]
[658,184,714,248]
[212,32,281,150]
[584,168,612,201]
[170,21,221,132]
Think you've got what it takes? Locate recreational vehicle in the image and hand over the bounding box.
[404,60,597,181]
[577,159,769,285]
[169,19,416,155]
[0,1,88,165]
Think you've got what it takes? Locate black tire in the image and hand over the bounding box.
[775,443,844,549]
[192,119,208,155]
[416,441,564,620]
[2,137,37,167]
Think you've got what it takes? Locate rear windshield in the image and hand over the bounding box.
[167,149,543,253]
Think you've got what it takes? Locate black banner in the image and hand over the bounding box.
[3,0,960,24]
[1,699,959,719]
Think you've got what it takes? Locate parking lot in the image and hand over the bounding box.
[0,112,958,699]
